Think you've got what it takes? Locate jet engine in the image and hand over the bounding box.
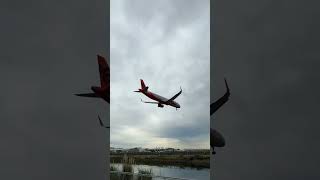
[158,103,164,108]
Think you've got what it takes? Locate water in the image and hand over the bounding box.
[111,163,210,180]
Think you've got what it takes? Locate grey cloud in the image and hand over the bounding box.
[211,0,320,179]
[111,0,210,149]
[0,0,108,179]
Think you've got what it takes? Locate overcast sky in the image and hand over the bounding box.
[110,0,210,149]
[0,0,109,179]
[211,0,320,179]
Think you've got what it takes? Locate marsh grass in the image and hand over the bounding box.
[122,154,135,173]
[138,168,152,175]
[110,164,119,171]
[111,154,156,180]
[112,153,210,168]
[118,154,135,180]
[137,167,153,180]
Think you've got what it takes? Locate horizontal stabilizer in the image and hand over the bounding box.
[74,93,99,98]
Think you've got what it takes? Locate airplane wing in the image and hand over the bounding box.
[210,78,230,115]
[165,87,182,103]
[74,93,99,98]
[98,115,109,128]
[140,98,158,104]
[97,55,109,89]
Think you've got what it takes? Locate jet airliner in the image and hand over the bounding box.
[75,54,110,128]
[134,79,182,109]
[75,55,110,103]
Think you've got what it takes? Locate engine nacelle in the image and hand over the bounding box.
[158,103,164,108]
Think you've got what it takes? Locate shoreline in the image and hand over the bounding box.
[110,153,210,169]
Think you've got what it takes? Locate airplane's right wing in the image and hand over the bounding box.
[75,93,99,98]
[210,78,230,115]
[97,55,109,89]
[165,87,182,103]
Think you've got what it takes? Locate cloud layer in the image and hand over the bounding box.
[0,0,109,179]
[111,0,210,149]
[211,0,320,179]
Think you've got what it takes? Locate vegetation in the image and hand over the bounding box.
[122,154,135,173]
[111,153,210,168]
[137,168,152,180]
[137,168,152,175]
[111,152,209,179]
[110,164,119,172]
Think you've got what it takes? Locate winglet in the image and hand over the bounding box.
[224,78,230,95]
[98,115,103,126]
[98,115,109,128]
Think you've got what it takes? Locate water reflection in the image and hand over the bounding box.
[111,163,209,180]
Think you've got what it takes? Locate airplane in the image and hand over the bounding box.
[211,78,230,154]
[75,55,110,103]
[75,55,110,129]
[134,79,182,110]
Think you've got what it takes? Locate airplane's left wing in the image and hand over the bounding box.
[140,99,158,104]
[165,87,182,103]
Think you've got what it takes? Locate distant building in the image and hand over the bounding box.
[110,147,125,153]
[128,147,144,153]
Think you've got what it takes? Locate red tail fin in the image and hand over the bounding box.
[97,55,109,89]
[140,79,148,92]
[140,79,146,89]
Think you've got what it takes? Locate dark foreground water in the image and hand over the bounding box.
[111,163,209,180]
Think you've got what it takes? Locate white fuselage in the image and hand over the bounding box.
[143,91,180,108]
